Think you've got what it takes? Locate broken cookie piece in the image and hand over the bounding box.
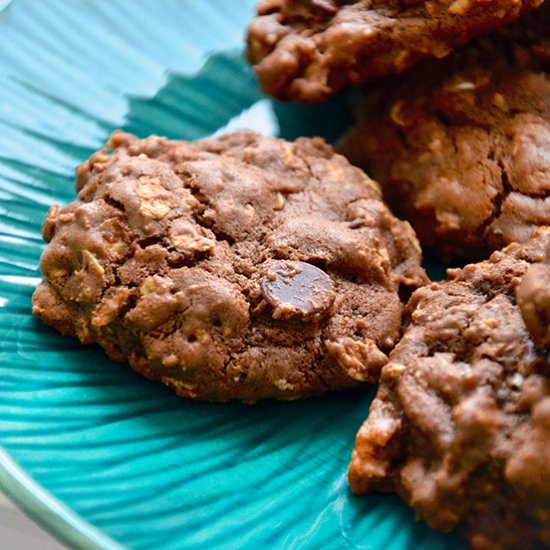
[246,0,542,103]
[340,4,550,261]
[349,228,550,550]
[33,131,426,403]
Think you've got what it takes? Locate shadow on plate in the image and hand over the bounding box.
[122,49,355,145]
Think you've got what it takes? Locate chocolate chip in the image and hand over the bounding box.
[261,261,335,321]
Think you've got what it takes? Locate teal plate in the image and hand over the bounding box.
[0,1,465,549]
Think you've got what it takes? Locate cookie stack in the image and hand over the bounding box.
[248,2,550,548]
[33,2,549,549]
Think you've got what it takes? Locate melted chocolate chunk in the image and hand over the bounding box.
[261,260,335,321]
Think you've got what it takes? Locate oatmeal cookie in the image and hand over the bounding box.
[349,228,550,550]
[246,0,543,103]
[33,131,426,403]
[341,5,550,261]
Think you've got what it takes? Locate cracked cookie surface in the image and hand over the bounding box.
[33,131,426,403]
[246,0,543,103]
[349,228,550,550]
[341,4,550,261]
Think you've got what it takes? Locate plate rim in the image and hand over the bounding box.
[0,447,123,550]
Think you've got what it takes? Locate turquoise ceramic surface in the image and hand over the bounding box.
[0,1,464,548]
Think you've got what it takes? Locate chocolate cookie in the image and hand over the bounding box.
[33,131,426,403]
[341,5,550,261]
[246,0,543,103]
[349,228,550,550]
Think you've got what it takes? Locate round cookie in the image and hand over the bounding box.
[341,5,550,261]
[349,228,550,550]
[33,131,426,403]
[246,0,543,103]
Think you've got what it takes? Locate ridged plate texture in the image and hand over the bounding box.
[0,1,463,548]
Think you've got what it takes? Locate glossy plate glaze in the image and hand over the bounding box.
[0,1,463,548]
